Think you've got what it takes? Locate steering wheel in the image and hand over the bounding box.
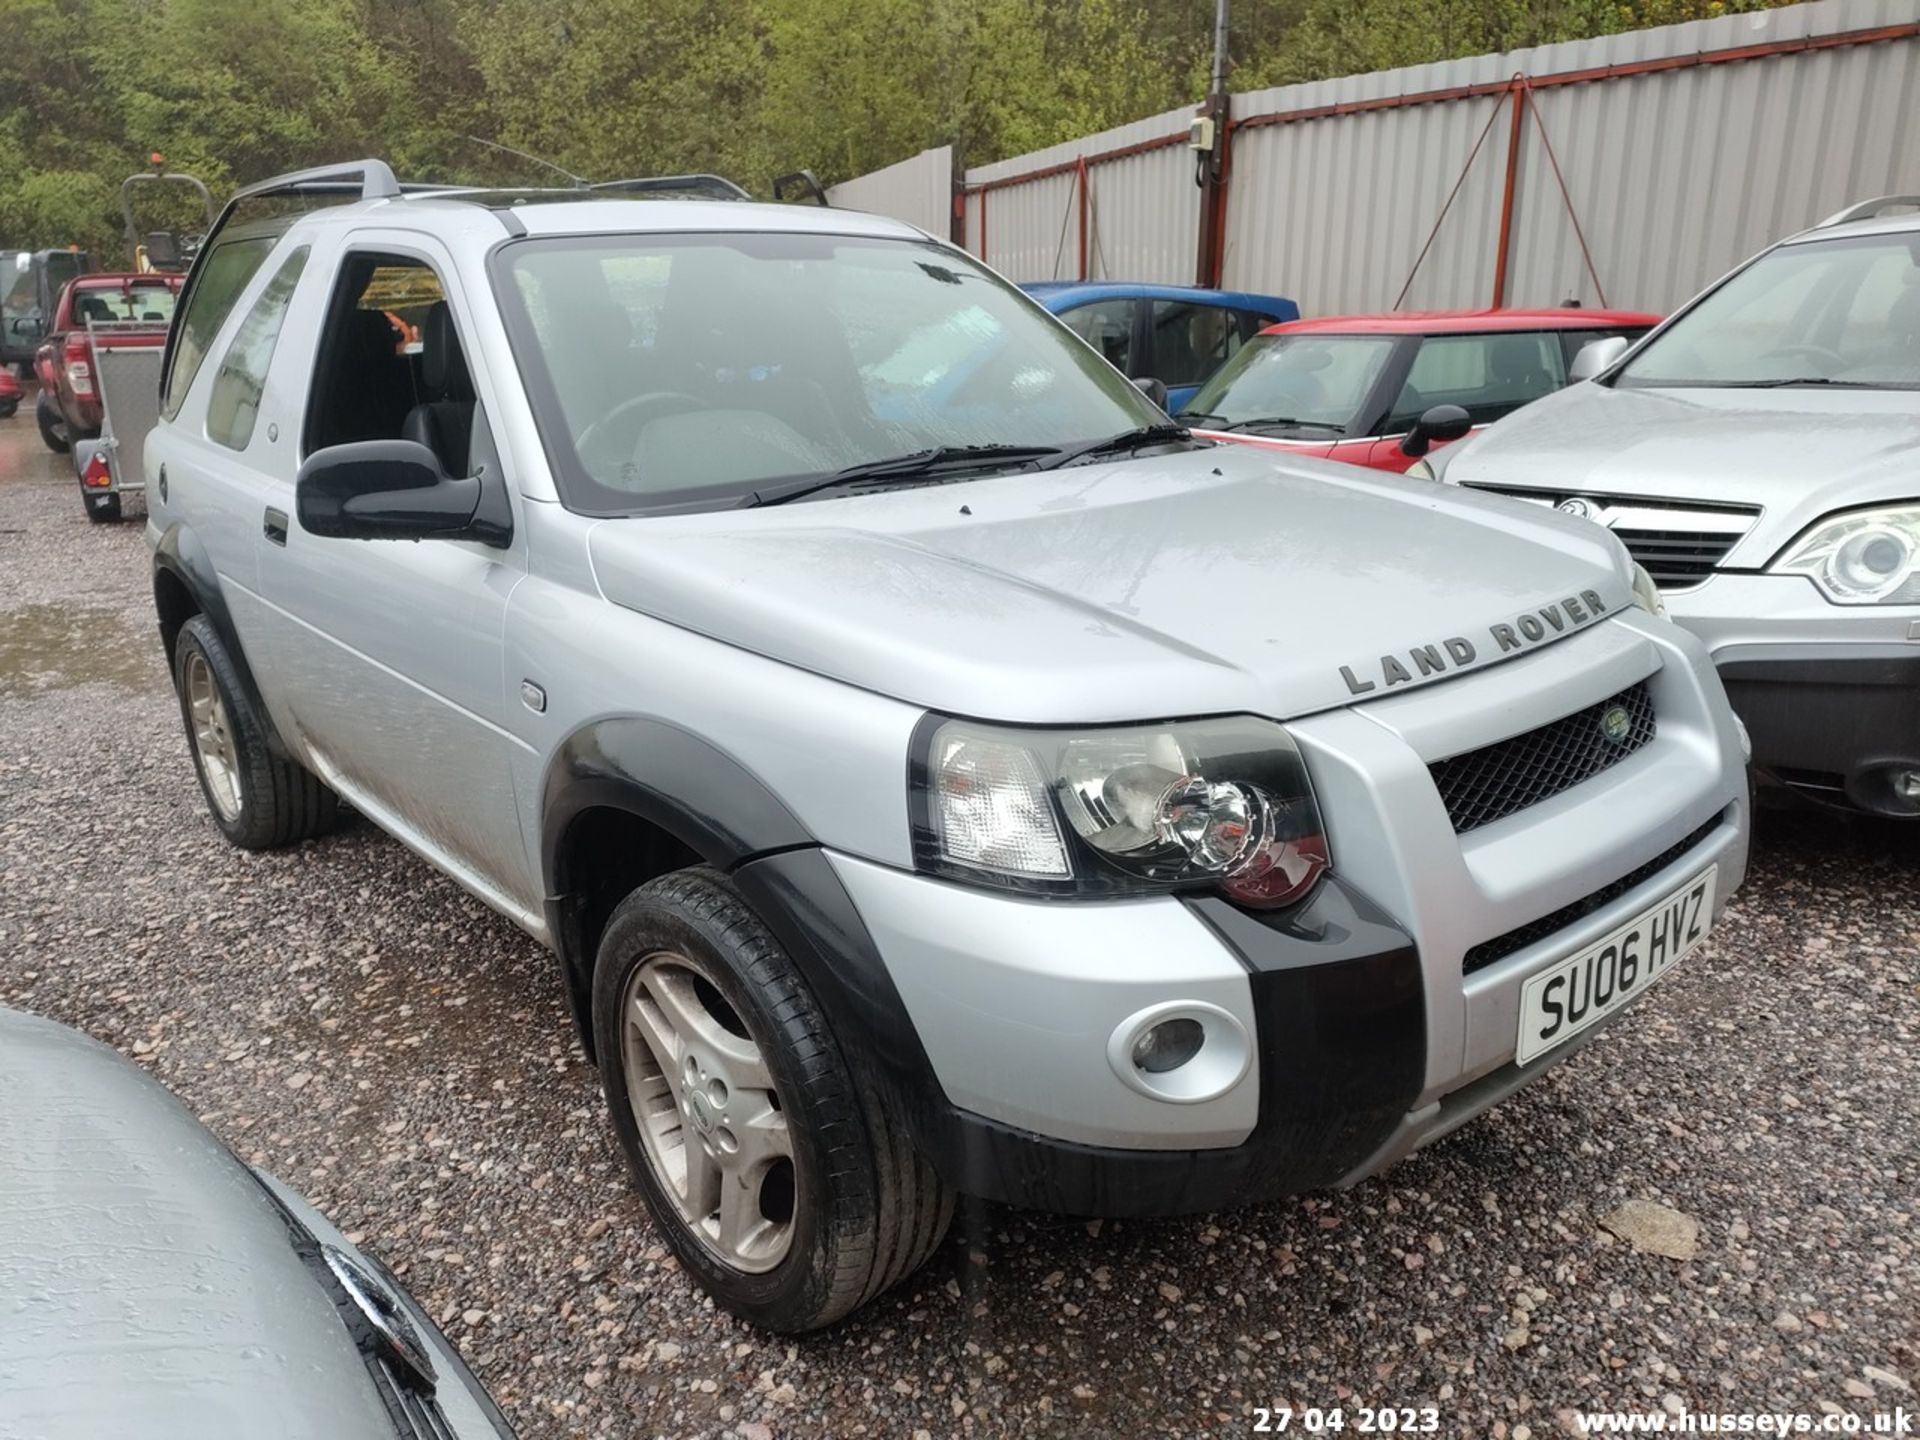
[1761,343,1847,373]
[575,391,707,472]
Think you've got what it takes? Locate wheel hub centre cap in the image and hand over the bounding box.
[687,1088,717,1135]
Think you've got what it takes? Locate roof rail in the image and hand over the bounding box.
[227,159,402,205]
[1817,195,1920,228]
[588,174,751,202]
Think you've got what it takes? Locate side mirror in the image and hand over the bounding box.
[1569,335,1630,383]
[296,440,509,547]
[1399,403,1473,458]
[1131,375,1170,410]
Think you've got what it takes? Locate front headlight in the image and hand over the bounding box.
[1771,505,1920,605]
[1630,561,1667,617]
[912,714,1329,908]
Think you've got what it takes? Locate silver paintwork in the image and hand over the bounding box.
[144,191,1750,1157]
[620,951,795,1272]
[0,1006,507,1440]
[828,853,1262,1149]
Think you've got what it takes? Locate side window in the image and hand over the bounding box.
[162,236,276,420]
[1149,300,1244,387]
[1387,331,1568,431]
[1060,299,1137,374]
[305,252,478,477]
[205,247,309,451]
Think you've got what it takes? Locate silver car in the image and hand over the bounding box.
[0,1007,515,1440]
[1434,197,1920,819]
[145,160,1749,1330]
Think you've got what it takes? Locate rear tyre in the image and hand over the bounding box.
[171,614,339,850]
[0,400,18,420]
[593,867,953,1332]
[35,394,69,453]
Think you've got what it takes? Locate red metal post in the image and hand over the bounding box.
[1076,156,1090,280]
[1490,77,1526,308]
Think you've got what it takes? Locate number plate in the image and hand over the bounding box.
[1515,865,1716,1065]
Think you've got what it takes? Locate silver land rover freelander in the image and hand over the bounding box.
[1434,196,1920,819]
[146,160,1750,1331]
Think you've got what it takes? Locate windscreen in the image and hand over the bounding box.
[1618,231,1920,389]
[495,232,1159,514]
[1180,332,1397,435]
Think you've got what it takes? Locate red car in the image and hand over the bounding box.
[1179,308,1660,472]
[32,272,182,452]
[0,368,21,420]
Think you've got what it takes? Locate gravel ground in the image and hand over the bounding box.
[1,409,1915,1439]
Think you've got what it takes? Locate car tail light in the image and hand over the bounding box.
[81,453,112,488]
[63,336,93,395]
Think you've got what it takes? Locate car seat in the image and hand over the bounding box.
[403,301,476,476]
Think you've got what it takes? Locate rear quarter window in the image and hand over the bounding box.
[162,237,277,421]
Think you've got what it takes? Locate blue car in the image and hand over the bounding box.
[1023,281,1299,411]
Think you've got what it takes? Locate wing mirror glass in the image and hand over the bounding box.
[1399,403,1473,458]
[1569,335,1630,382]
[296,439,509,547]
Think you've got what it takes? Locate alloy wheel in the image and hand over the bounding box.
[620,950,796,1272]
[184,650,242,822]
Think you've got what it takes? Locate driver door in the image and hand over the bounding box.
[247,236,538,918]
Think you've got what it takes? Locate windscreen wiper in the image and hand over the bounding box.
[1034,422,1195,470]
[1711,377,1882,389]
[740,444,1064,507]
[1219,415,1345,433]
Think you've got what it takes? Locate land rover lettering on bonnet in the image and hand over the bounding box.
[1338,590,1611,695]
[144,159,1751,1331]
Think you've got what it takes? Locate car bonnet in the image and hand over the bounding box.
[0,1008,399,1440]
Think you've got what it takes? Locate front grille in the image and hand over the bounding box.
[1611,527,1741,589]
[1461,812,1723,974]
[1459,485,1758,591]
[1430,681,1656,833]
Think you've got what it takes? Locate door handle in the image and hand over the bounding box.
[263,507,288,546]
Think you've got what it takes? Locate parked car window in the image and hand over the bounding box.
[1058,298,1137,373]
[1387,331,1566,430]
[205,248,308,452]
[305,253,471,469]
[162,236,277,420]
[71,283,180,325]
[1150,300,1244,387]
[496,233,1160,515]
[1618,232,1920,388]
[1181,332,1397,436]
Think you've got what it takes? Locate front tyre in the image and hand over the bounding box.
[593,868,953,1331]
[171,614,339,850]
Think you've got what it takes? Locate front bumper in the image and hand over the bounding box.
[782,614,1750,1217]
[1667,571,1920,815]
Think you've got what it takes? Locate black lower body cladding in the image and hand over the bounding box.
[738,852,1427,1219]
[1721,654,1920,817]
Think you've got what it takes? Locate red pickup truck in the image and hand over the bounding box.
[32,272,182,452]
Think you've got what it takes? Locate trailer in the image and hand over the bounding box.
[71,318,164,523]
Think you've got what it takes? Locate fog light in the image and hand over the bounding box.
[1107,1001,1252,1104]
[1131,1017,1204,1074]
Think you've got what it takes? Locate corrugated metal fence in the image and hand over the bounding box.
[833,0,1920,314]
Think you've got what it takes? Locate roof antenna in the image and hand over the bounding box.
[460,136,589,189]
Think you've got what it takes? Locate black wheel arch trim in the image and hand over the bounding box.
[151,522,283,755]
